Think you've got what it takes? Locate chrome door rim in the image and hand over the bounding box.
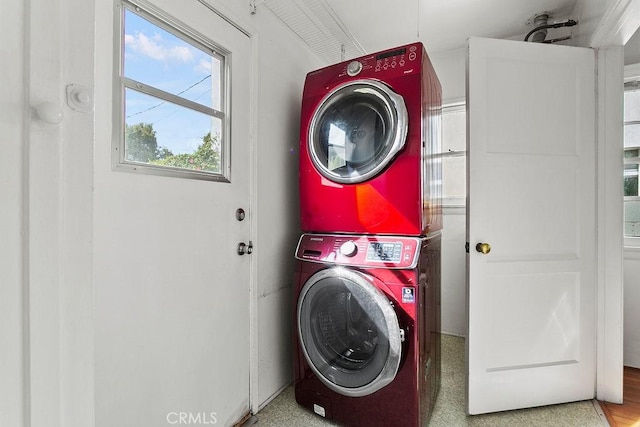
[297,267,402,397]
[308,79,408,184]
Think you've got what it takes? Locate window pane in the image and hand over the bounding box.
[624,89,640,122]
[442,108,466,152]
[441,108,467,203]
[625,200,640,237]
[443,155,466,199]
[125,88,222,173]
[123,8,222,111]
[625,163,639,197]
[625,124,640,149]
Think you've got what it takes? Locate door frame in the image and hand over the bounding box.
[591,0,640,403]
[199,0,262,415]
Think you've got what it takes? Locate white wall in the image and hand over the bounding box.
[0,0,96,426]
[0,1,27,425]
[570,0,610,47]
[431,48,466,104]
[247,6,324,407]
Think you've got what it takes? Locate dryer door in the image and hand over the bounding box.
[308,80,408,184]
[297,267,402,397]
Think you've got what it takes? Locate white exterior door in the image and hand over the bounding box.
[466,37,596,415]
[94,1,253,426]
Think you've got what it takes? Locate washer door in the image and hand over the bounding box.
[297,267,402,397]
[308,80,408,184]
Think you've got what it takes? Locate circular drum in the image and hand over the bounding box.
[297,267,403,397]
[308,80,408,184]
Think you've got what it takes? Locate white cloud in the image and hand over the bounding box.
[195,58,212,74]
[125,31,194,64]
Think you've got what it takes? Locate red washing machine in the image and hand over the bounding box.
[293,233,441,427]
[299,42,442,236]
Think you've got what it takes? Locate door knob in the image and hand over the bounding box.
[475,243,491,254]
[237,241,253,256]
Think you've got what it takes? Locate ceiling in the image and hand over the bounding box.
[260,0,585,63]
[324,0,578,54]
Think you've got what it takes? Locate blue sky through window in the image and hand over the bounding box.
[123,8,223,155]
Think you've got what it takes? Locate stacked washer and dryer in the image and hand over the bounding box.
[293,42,443,427]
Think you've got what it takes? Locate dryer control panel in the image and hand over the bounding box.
[295,233,421,269]
[333,43,422,79]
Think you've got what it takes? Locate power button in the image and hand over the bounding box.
[346,61,363,76]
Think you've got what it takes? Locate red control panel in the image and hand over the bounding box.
[295,233,421,269]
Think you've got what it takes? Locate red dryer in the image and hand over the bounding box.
[299,42,442,236]
[293,233,441,427]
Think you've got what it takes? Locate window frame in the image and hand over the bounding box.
[440,101,467,212]
[112,0,232,182]
[624,64,640,247]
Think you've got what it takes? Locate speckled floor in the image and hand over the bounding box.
[253,335,608,427]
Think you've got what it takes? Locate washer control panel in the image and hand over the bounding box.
[296,233,421,269]
[335,43,421,78]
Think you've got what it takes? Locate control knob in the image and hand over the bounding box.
[346,61,363,76]
[339,240,358,257]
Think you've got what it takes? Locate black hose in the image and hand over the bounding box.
[524,19,578,42]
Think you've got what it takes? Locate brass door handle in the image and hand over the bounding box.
[475,243,491,254]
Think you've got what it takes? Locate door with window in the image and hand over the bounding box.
[466,37,596,414]
[94,1,253,426]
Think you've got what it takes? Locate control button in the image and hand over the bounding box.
[347,61,363,76]
[339,241,358,257]
[409,52,417,61]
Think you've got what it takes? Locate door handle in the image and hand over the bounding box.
[237,241,253,256]
[475,242,491,254]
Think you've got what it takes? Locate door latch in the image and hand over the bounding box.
[237,241,253,255]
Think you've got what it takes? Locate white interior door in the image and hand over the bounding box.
[466,37,596,415]
[93,1,253,426]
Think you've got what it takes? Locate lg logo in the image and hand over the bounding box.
[166,412,218,425]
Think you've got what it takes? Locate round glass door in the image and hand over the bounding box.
[297,267,402,397]
[308,80,408,184]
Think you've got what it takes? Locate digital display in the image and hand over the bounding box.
[376,48,406,60]
[367,242,402,262]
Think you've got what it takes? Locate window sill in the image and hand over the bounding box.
[624,240,640,260]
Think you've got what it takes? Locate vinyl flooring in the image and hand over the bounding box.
[253,335,607,426]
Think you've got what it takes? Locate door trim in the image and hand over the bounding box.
[589,0,640,403]
[595,46,625,404]
[590,0,640,47]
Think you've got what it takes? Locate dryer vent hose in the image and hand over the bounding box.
[525,14,578,43]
